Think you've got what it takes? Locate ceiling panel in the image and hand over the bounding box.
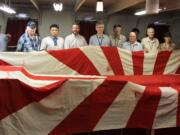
[0,0,180,14]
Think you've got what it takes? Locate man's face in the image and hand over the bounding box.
[72,25,80,35]
[113,27,122,35]
[147,28,155,38]
[164,37,171,43]
[129,32,137,43]
[27,27,36,36]
[96,24,104,34]
[50,27,59,37]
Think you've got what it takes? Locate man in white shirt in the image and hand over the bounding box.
[89,21,111,46]
[64,23,87,49]
[41,24,64,50]
[141,27,159,53]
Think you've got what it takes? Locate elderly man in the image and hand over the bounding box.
[122,31,143,51]
[16,21,41,52]
[64,23,87,49]
[141,27,159,53]
[41,24,64,50]
[89,21,110,46]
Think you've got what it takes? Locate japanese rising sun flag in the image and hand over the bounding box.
[0,46,180,135]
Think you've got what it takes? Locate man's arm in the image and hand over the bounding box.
[16,37,23,52]
[64,36,70,49]
[40,38,47,51]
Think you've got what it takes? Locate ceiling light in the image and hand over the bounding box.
[96,0,104,12]
[53,1,63,12]
[134,10,146,16]
[15,13,29,19]
[135,8,162,16]
[0,4,16,14]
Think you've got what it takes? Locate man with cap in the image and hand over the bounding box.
[16,20,41,52]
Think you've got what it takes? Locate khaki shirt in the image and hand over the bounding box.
[64,34,87,49]
[109,34,126,48]
[159,43,177,51]
[141,37,159,53]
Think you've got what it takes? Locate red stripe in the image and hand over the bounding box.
[176,66,180,74]
[153,51,171,74]
[2,66,180,87]
[49,80,127,135]
[0,66,102,81]
[0,79,58,120]
[101,47,124,75]
[2,65,180,87]
[171,86,180,126]
[132,51,144,75]
[48,49,100,75]
[126,86,161,128]
[0,60,11,66]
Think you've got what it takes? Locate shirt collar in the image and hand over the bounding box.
[50,36,58,39]
[72,33,79,37]
[128,41,139,46]
[25,32,37,40]
[147,37,156,43]
[97,34,104,38]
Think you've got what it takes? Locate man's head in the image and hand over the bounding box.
[26,21,37,36]
[113,24,122,35]
[164,32,172,43]
[132,28,140,36]
[50,24,59,37]
[72,23,80,35]
[96,21,104,35]
[147,27,155,39]
[129,31,137,43]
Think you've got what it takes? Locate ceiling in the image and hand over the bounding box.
[0,0,180,15]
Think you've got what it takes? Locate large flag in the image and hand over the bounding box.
[0,46,180,135]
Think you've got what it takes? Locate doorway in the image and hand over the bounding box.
[79,21,96,44]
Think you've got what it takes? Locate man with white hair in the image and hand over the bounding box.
[16,21,41,52]
[141,27,159,53]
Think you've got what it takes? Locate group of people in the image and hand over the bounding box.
[0,20,178,53]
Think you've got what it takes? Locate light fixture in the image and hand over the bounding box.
[0,3,16,14]
[96,0,104,12]
[15,13,29,19]
[134,10,146,16]
[135,8,162,16]
[53,1,63,12]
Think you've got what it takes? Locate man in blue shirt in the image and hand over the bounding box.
[16,21,41,52]
[122,31,143,51]
[89,21,110,46]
